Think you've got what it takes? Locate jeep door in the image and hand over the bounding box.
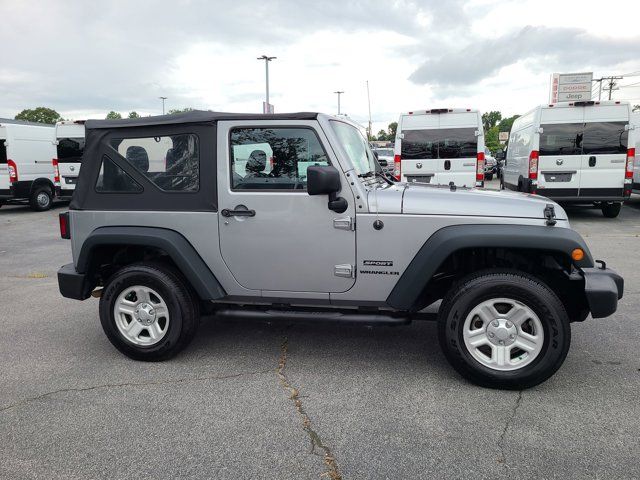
[217,121,356,294]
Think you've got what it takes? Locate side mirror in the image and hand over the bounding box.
[307,165,341,195]
[307,165,347,213]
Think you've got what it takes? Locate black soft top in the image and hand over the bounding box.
[72,110,321,212]
[85,110,319,130]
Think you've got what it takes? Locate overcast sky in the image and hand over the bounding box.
[1,0,639,132]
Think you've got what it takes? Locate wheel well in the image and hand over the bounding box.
[418,247,589,322]
[86,244,191,294]
[30,178,54,194]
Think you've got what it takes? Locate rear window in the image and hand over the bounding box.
[540,122,628,156]
[0,140,6,164]
[539,123,583,156]
[109,134,199,192]
[582,122,628,155]
[57,137,85,163]
[401,128,477,159]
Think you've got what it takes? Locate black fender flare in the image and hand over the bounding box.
[386,224,594,311]
[77,226,226,300]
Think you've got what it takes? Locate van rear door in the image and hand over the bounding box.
[57,137,85,190]
[437,112,478,187]
[537,106,584,197]
[400,114,440,183]
[580,106,628,197]
[0,130,8,191]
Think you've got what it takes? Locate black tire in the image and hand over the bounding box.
[601,202,622,218]
[437,270,571,390]
[29,186,52,211]
[99,262,200,361]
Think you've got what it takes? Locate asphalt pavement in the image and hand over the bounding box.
[1,185,639,479]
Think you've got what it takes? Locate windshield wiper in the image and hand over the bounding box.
[358,170,394,185]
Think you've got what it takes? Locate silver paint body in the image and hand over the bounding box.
[69,114,571,307]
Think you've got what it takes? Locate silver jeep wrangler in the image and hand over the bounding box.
[57,111,623,389]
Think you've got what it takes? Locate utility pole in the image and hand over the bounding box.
[159,96,167,115]
[334,91,344,115]
[366,81,372,140]
[257,55,276,112]
[604,76,622,100]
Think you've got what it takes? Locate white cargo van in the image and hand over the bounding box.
[0,120,57,211]
[53,121,85,199]
[393,108,485,188]
[503,101,633,217]
[630,112,639,194]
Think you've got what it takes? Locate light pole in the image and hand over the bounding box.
[257,55,276,112]
[159,96,167,115]
[334,91,344,115]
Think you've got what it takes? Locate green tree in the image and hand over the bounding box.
[482,111,502,132]
[388,121,398,139]
[497,115,520,134]
[128,111,140,118]
[15,107,61,124]
[106,111,122,119]
[485,126,501,154]
[168,107,194,115]
[376,129,388,141]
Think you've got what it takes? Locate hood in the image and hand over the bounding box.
[369,183,568,220]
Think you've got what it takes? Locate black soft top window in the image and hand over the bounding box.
[401,128,477,159]
[57,137,85,163]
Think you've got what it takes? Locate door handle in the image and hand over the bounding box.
[589,156,596,167]
[221,208,256,217]
[444,160,451,170]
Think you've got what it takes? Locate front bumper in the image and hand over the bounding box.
[582,266,623,318]
[58,263,93,300]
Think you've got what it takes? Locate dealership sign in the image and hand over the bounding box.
[549,72,593,103]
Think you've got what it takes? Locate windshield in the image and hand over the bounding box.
[330,120,376,176]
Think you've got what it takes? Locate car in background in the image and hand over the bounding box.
[484,148,496,180]
[373,147,394,175]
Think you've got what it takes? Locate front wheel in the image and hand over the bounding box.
[437,270,570,389]
[601,202,622,218]
[99,262,200,361]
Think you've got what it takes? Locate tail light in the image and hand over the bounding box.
[393,154,401,181]
[476,151,485,182]
[625,148,635,179]
[59,212,70,239]
[53,158,60,184]
[528,150,539,180]
[7,159,18,183]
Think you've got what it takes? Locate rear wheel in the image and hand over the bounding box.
[99,262,200,361]
[437,270,571,389]
[601,202,621,218]
[29,186,52,211]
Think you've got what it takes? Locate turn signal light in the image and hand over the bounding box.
[53,158,60,184]
[476,151,485,181]
[7,159,18,183]
[626,148,635,179]
[529,150,539,180]
[571,248,584,262]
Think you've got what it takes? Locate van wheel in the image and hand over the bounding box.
[437,270,570,389]
[99,262,200,361]
[601,202,621,218]
[29,186,52,211]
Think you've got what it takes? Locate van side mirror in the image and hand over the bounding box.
[307,165,348,213]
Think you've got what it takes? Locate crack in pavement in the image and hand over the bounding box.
[497,390,523,470]
[0,369,270,414]
[276,337,342,480]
